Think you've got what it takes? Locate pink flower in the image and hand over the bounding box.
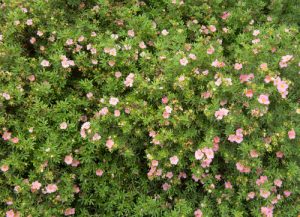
[1,164,9,172]
[2,92,10,100]
[106,138,114,150]
[258,94,270,105]
[194,209,203,217]
[71,160,80,167]
[96,169,104,177]
[215,108,229,120]
[170,155,179,165]
[60,122,68,130]
[26,19,33,25]
[162,183,171,191]
[162,96,168,104]
[261,206,273,217]
[179,57,188,66]
[127,29,135,37]
[165,106,172,114]
[45,184,58,193]
[256,176,268,186]
[253,30,260,36]
[2,131,11,140]
[250,149,259,158]
[31,181,42,192]
[6,210,15,217]
[11,137,19,144]
[288,129,296,139]
[41,60,50,67]
[225,181,232,189]
[115,71,122,78]
[64,155,73,165]
[260,63,268,71]
[283,190,291,197]
[276,151,284,158]
[276,80,288,93]
[212,59,225,68]
[64,208,75,216]
[247,192,255,199]
[109,97,119,106]
[166,172,173,179]
[163,111,170,119]
[195,149,204,160]
[245,89,253,98]
[236,162,250,173]
[114,110,121,117]
[234,63,243,70]
[220,11,230,20]
[260,189,271,198]
[274,179,282,187]
[207,46,215,55]
[124,73,135,87]
[189,53,197,60]
[201,158,212,168]
[208,25,216,32]
[202,147,214,159]
[240,73,254,83]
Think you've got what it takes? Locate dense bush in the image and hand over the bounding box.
[0,0,299,216]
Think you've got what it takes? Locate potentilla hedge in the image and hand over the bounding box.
[0,0,299,216]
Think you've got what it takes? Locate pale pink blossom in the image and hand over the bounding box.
[26,19,33,26]
[92,133,101,141]
[162,183,171,191]
[64,155,73,165]
[128,30,135,37]
[162,96,168,104]
[189,53,197,60]
[179,57,188,66]
[276,151,284,158]
[60,122,68,130]
[261,206,273,217]
[225,181,232,189]
[247,192,255,199]
[124,73,135,87]
[208,25,216,32]
[161,29,169,36]
[1,164,9,172]
[256,176,268,186]
[64,208,75,216]
[165,106,172,114]
[6,210,15,217]
[166,172,173,179]
[283,190,291,197]
[109,97,119,106]
[258,94,270,105]
[215,108,229,120]
[260,189,271,198]
[253,30,260,36]
[250,149,259,158]
[45,184,58,193]
[41,60,50,67]
[202,147,214,159]
[207,46,215,54]
[115,71,122,78]
[2,93,10,100]
[106,139,114,150]
[195,149,204,160]
[260,63,268,71]
[11,137,19,144]
[194,209,203,217]
[288,129,296,139]
[234,63,243,70]
[220,11,230,20]
[170,155,179,165]
[96,169,104,177]
[31,181,42,192]
[245,89,253,98]
[274,179,282,187]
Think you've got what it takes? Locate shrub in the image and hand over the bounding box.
[0,0,299,216]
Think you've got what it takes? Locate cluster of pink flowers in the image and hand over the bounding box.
[195,147,215,168]
[234,63,243,70]
[256,175,268,186]
[109,97,119,106]
[261,206,273,217]
[104,47,117,56]
[211,59,225,68]
[236,162,251,173]
[80,121,91,138]
[60,55,75,68]
[214,108,229,120]
[279,54,293,68]
[124,73,135,87]
[163,105,172,119]
[64,155,79,167]
[228,128,244,143]
[239,73,254,83]
[2,130,19,144]
[147,159,162,178]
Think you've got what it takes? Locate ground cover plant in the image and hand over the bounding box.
[0,0,299,216]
